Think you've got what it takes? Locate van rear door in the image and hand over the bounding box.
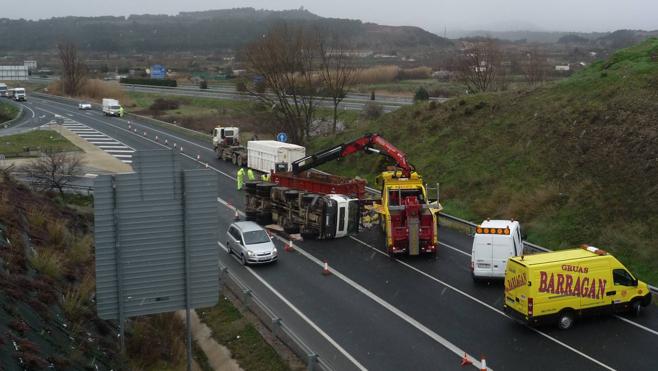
[504,258,529,316]
[492,234,513,276]
[472,234,493,276]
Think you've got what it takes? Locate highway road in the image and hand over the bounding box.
[15,94,658,370]
[29,76,449,113]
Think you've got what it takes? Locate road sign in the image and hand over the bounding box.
[94,150,219,321]
[150,64,166,79]
[277,132,288,143]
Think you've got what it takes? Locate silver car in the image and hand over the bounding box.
[78,102,92,110]
[226,221,278,265]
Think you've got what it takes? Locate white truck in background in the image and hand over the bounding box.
[13,88,26,101]
[0,83,8,98]
[211,125,306,172]
[471,219,524,281]
[102,98,121,116]
[247,140,306,173]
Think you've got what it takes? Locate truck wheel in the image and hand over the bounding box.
[301,230,319,240]
[258,212,272,225]
[284,190,300,202]
[244,181,260,194]
[557,310,575,330]
[630,300,642,317]
[256,182,276,198]
[284,224,300,235]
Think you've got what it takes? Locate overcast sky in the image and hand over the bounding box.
[5,0,658,33]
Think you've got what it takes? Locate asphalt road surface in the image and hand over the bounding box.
[17,95,658,371]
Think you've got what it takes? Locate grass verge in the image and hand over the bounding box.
[0,130,81,157]
[198,296,290,371]
[0,100,19,124]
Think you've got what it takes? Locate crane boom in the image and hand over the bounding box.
[291,133,414,177]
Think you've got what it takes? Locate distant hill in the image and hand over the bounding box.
[0,7,451,52]
[310,38,658,283]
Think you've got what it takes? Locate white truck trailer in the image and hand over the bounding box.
[247,140,306,173]
[12,88,26,101]
[102,98,121,116]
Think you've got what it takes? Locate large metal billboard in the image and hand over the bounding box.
[94,150,219,320]
[0,66,28,81]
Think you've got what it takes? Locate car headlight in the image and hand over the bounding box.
[273,247,278,255]
[247,250,255,257]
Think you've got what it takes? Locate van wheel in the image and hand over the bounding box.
[630,300,642,317]
[557,310,575,330]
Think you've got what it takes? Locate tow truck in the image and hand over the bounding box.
[245,133,441,256]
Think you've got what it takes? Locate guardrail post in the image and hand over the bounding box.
[306,353,318,371]
[242,288,252,308]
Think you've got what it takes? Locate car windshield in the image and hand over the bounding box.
[243,230,270,245]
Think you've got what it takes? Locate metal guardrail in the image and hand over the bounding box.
[362,184,658,294]
[218,261,333,371]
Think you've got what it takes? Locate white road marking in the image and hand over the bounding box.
[348,236,616,371]
[217,242,368,371]
[104,149,135,154]
[217,196,487,370]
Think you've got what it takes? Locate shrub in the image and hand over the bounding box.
[9,319,29,335]
[354,66,399,84]
[235,80,247,92]
[29,249,63,280]
[46,220,71,249]
[363,102,383,119]
[428,101,438,110]
[149,98,180,111]
[199,80,208,89]
[414,87,430,102]
[119,78,177,87]
[61,288,86,322]
[399,66,432,80]
[254,81,266,94]
[128,313,186,368]
[69,234,92,265]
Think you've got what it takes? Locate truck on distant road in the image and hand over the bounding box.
[212,126,305,172]
[0,83,7,98]
[102,98,121,116]
[12,88,26,101]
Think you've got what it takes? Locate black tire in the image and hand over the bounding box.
[240,254,248,266]
[557,310,575,330]
[258,212,273,225]
[245,210,259,221]
[284,190,300,202]
[256,182,276,198]
[244,180,260,194]
[630,300,642,317]
[226,242,231,255]
[300,230,319,240]
[283,223,300,235]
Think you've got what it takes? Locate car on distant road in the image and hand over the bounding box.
[226,221,278,265]
[78,102,92,110]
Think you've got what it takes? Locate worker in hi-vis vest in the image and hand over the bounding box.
[247,168,255,181]
[236,167,245,190]
[261,173,270,182]
[119,106,125,117]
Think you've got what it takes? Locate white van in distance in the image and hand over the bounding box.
[471,219,523,280]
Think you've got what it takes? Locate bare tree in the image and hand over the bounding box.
[317,34,357,134]
[457,39,502,93]
[522,48,549,86]
[21,150,85,195]
[57,42,87,96]
[243,23,320,144]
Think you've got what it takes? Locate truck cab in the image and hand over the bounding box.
[13,88,26,101]
[0,83,7,98]
[212,126,240,148]
[471,220,523,280]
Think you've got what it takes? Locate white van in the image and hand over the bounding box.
[470,220,523,280]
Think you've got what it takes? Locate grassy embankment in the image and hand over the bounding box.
[0,100,19,124]
[0,130,80,157]
[310,38,658,283]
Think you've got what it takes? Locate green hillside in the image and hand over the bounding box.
[311,38,658,282]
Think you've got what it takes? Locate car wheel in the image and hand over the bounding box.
[240,254,247,266]
[226,242,231,254]
[557,310,575,330]
[630,300,642,317]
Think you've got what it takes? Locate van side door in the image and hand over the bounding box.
[492,235,513,276]
[579,263,609,312]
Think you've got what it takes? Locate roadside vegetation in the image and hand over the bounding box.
[0,100,19,124]
[198,297,291,371]
[310,38,658,283]
[0,130,80,157]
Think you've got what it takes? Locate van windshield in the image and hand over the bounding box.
[110,105,121,110]
[243,230,270,245]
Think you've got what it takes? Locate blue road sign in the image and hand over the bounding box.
[276,132,288,143]
[151,64,166,79]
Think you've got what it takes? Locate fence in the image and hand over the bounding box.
[218,261,333,371]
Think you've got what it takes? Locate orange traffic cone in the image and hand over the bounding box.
[480,356,487,371]
[460,353,472,367]
[284,240,294,252]
[322,260,331,276]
